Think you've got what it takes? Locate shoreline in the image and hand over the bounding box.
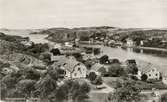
[123,46,167,52]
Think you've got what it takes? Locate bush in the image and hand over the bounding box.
[130,75,138,81]
[108,64,126,77]
[160,93,167,102]
[88,72,97,81]
[50,48,61,56]
[80,36,90,41]
[25,69,41,80]
[94,48,100,55]
[99,55,109,64]
[98,67,107,76]
[127,64,138,75]
[92,76,103,85]
[141,74,148,81]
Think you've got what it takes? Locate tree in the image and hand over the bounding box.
[98,67,107,76]
[25,69,40,80]
[35,69,58,101]
[72,53,83,61]
[127,64,138,75]
[94,48,100,55]
[110,59,120,64]
[141,74,148,81]
[39,53,51,64]
[50,48,61,56]
[0,81,7,99]
[99,55,109,64]
[16,79,36,97]
[92,76,103,85]
[35,75,58,101]
[88,72,97,81]
[80,36,90,41]
[108,80,141,102]
[53,80,90,102]
[160,92,167,102]
[108,64,126,77]
[2,74,18,89]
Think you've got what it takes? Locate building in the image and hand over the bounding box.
[59,46,82,55]
[126,38,134,47]
[138,63,161,81]
[125,59,137,66]
[64,42,74,47]
[162,74,167,85]
[21,40,33,46]
[51,55,66,62]
[52,56,87,79]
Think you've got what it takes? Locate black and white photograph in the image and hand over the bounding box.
[0,0,167,102]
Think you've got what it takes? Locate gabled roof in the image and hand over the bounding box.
[64,59,81,72]
[52,56,84,73]
[138,62,160,73]
[126,59,136,64]
[91,63,110,72]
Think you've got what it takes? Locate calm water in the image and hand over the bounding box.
[1,30,167,73]
[101,46,167,73]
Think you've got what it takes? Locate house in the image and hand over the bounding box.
[20,37,33,46]
[59,46,82,55]
[138,63,161,81]
[125,59,137,66]
[162,74,167,85]
[140,40,144,46]
[126,38,134,47]
[52,56,87,79]
[64,59,87,78]
[64,42,74,47]
[21,40,33,46]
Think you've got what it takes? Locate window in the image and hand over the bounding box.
[74,73,77,76]
[67,34,70,38]
[155,73,158,76]
[78,68,81,71]
[152,69,155,72]
[149,74,151,77]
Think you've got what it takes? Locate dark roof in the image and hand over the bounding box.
[126,59,136,64]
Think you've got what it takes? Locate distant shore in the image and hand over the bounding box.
[135,46,167,52]
[122,46,167,52]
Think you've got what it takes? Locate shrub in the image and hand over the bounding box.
[88,72,97,81]
[108,64,126,77]
[141,74,148,81]
[92,76,103,85]
[99,55,109,64]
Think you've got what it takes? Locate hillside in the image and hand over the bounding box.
[0,33,46,70]
[30,26,167,43]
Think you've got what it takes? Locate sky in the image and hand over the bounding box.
[0,0,167,29]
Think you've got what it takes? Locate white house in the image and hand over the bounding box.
[53,56,87,79]
[162,74,167,85]
[65,42,74,47]
[138,63,161,81]
[64,59,87,78]
[126,38,134,47]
